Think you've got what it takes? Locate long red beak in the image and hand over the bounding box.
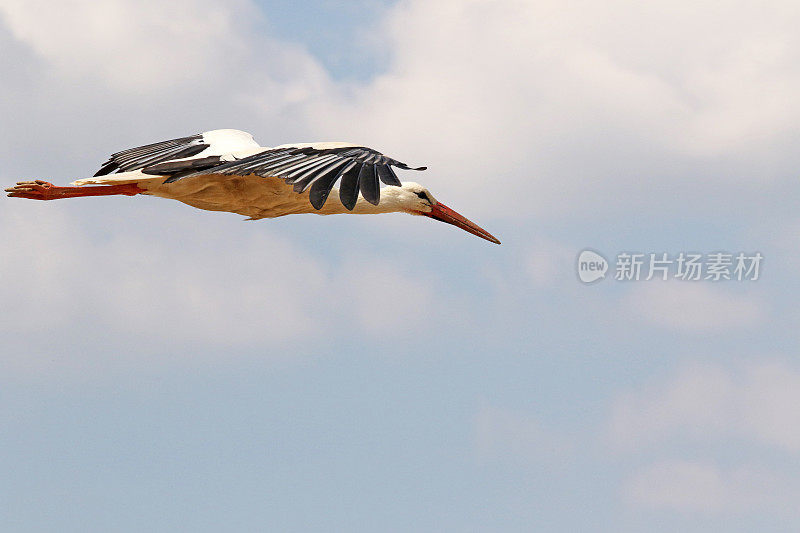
[421,202,501,244]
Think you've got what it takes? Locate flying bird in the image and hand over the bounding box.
[5,129,500,244]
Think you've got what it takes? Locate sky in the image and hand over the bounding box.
[1,0,799,531]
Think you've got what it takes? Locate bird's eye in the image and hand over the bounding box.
[415,191,430,202]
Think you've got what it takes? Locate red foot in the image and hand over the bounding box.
[5,180,143,200]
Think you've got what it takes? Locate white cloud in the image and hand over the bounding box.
[474,404,571,464]
[295,0,800,217]
[609,363,734,450]
[740,362,800,453]
[609,360,800,453]
[624,460,725,512]
[0,0,328,96]
[0,0,333,181]
[0,203,440,376]
[622,282,765,332]
[4,0,800,218]
[767,218,800,271]
[0,204,322,343]
[0,0,793,375]
[0,0,242,91]
[526,236,576,287]
[624,460,800,516]
[612,360,800,517]
[336,256,433,334]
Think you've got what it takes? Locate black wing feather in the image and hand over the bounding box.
[308,160,355,210]
[143,155,223,176]
[338,163,362,211]
[292,159,349,194]
[149,156,225,184]
[358,164,380,205]
[93,134,209,176]
[286,155,340,185]
[179,145,425,210]
[376,165,401,186]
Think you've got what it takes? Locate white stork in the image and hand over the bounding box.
[5,129,500,244]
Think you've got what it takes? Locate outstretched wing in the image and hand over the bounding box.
[93,129,260,176]
[169,144,427,210]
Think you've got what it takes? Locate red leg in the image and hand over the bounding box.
[5,180,144,200]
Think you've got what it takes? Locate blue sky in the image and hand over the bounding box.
[1,0,800,531]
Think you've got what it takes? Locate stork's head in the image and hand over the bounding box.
[396,182,500,244]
